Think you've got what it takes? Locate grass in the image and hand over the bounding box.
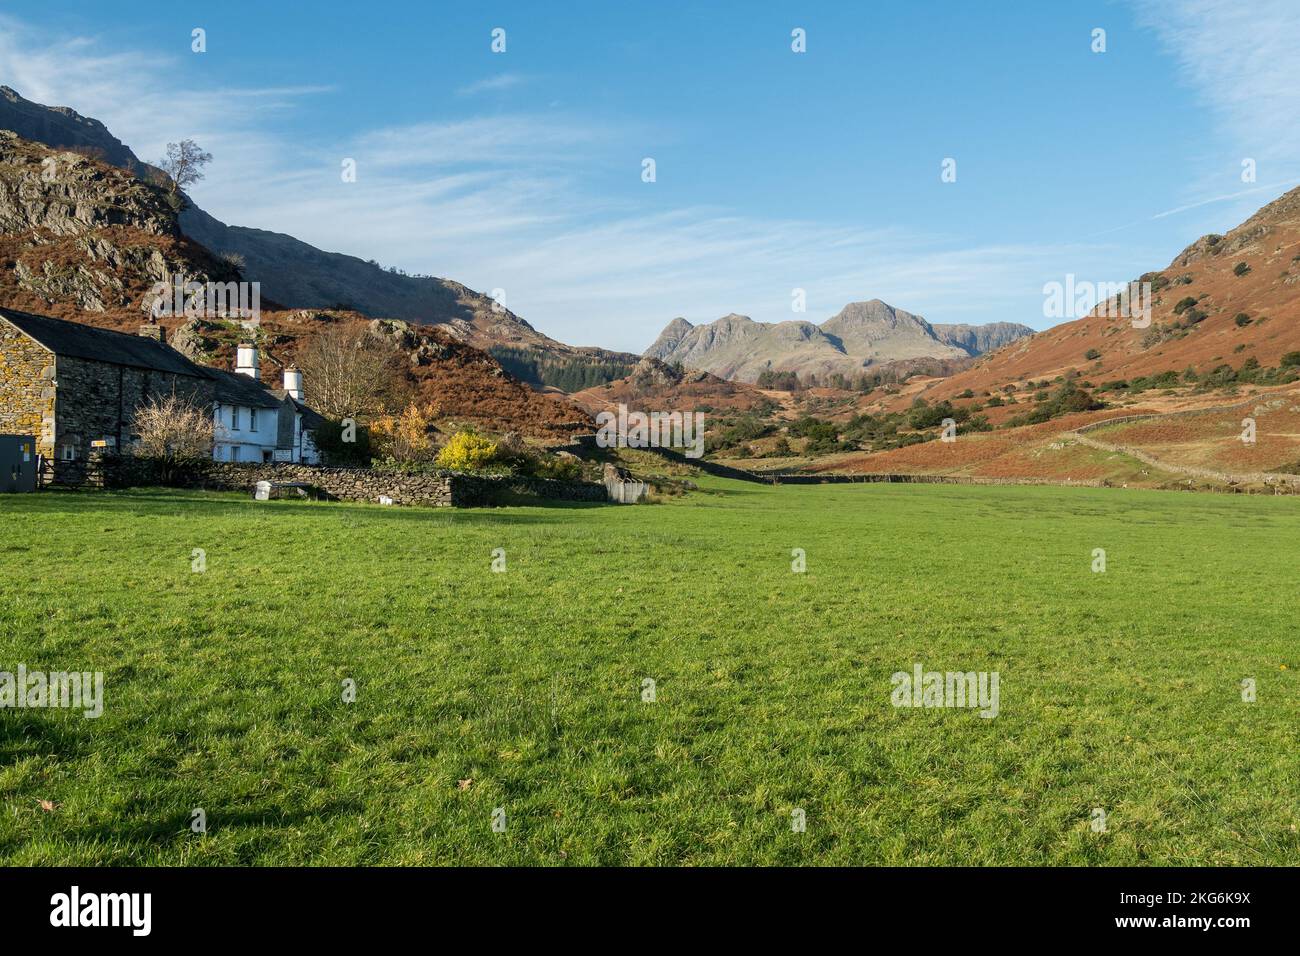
[0,480,1297,865]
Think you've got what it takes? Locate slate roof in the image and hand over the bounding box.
[0,307,204,378]
[3,307,326,419]
[206,367,285,409]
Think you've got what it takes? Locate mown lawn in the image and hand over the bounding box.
[0,480,1296,865]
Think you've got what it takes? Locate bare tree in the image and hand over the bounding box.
[132,394,214,469]
[157,139,212,195]
[295,324,410,421]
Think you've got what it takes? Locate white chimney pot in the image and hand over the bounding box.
[236,343,260,380]
[283,366,304,401]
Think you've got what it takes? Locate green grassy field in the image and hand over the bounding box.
[1,480,1297,865]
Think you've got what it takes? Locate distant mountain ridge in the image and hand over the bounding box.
[645,299,1033,383]
[0,85,151,172]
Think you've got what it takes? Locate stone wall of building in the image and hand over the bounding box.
[0,320,54,457]
[51,355,214,484]
[99,457,608,507]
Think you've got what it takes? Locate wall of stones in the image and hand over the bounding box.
[0,320,54,457]
[99,457,608,507]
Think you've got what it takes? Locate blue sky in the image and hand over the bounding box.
[1,1,1297,351]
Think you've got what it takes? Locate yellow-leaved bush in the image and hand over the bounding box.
[436,430,499,471]
[371,402,439,463]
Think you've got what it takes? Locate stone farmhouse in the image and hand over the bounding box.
[0,307,322,483]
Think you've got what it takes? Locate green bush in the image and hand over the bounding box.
[312,419,372,466]
[1234,313,1252,327]
[1233,261,1251,277]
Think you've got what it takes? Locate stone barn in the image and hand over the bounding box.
[0,307,215,484]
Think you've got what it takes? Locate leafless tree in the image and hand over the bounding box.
[132,394,214,460]
[157,139,212,195]
[295,324,411,421]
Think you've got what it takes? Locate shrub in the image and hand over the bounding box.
[436,430,499,471]
[1234,313,1252,327]
[790,417,844,454]
[1084,348,1101,361]
[528,455,581,481]
[313,418,372,466]
[1005,380,1104,427]
[493,433,582,480]
[907,400,961,430]
[1172,296,1198,315]
[132,395,213,482]
[371,402,439,463]
[1281,351,1300,369]
[1233,261,1251,276]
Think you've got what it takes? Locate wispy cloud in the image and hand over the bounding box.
[1150,179,1300,219]
[456,73,529,97]
[1136,0,1300,181]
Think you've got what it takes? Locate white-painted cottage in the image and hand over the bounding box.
[210,343,322,464]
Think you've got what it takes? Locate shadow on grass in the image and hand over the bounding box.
[0,711,93,763]
[55,799,368,858]
[9,487,613,524]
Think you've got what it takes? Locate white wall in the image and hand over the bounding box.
[213,403,279,462]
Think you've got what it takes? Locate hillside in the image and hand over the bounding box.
[645,299,1032,383]
[0,129,587,438]
[0,85,638,390]
[569,356,771,416]
[902,186,1300,410]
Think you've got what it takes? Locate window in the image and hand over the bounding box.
[230,446,240,462]
[249,408,258,432]
[229,405,239,430]
[59,444,77,461]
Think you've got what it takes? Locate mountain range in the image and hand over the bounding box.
[645,300,1033,383]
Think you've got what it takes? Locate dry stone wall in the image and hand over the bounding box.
[99,457,607,507]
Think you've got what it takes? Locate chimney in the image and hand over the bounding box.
[236,342,260,380]
[283,366,304,401]
[138,322,166,344]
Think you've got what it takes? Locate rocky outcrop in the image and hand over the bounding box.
[932,321,1036,356]
[0,130,235,316]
